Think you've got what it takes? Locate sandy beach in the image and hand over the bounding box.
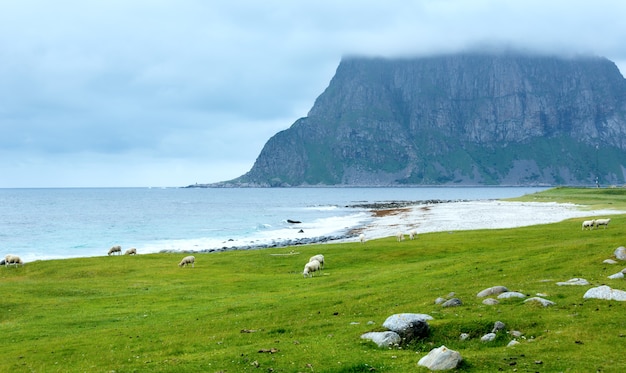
[354,200,626,241]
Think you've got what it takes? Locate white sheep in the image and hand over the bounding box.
[179,255,195,268]
[4,254,23,266]
[409,230,417,240]
[595,218,611,229]
[303,259,321,277]
[582,220,595,230]
[108,245,122,256]
[309,254,325,269]
[124,248,137,255]
[359,233,366,244]
[396,232,404,242]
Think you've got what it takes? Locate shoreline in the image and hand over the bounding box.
[161,199,626,255]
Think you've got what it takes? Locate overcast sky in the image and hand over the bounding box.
[2,0,626,188]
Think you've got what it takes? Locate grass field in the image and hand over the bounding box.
[2,187,626,372]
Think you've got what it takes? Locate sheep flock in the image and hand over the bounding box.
[2,216,617,274]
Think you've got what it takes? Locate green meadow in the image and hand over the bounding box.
[2,187,626,372]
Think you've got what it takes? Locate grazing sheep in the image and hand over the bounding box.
[179,255,195,268]
[359,233,366,244]
[124,248,137,255]
[582,220,595,230]
[309,254,325,269]
[5,254,24,266]
[595,218,611,229]
[409,230,417,240]
[108,245,122,256]
[396,232,404,242]
[303,259,321,277]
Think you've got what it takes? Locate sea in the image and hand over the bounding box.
[0,187,547,262]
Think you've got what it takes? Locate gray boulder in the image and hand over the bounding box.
[492,321,506,333]
[442,298,462,307]
[480,332,497,342]
[482,298,499,305]
[615,246,626,260]
[556,278,590,286]
[382,313,432,341]
[583,285,626,301]
[477,286,509,297]
[497,291,526,299]
[524,297,555,307]
[418,345,463,371]
[360,331,401,348]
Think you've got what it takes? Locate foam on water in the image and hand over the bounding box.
[0,187,547,262]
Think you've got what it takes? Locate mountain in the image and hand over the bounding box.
[210,52,626,187]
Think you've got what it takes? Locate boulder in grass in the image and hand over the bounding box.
[497,291,526,299]
[441,298,462,307]
[556,278,590,286]
[360,331,401,348]
[583,285,626,301]
[524,297,556,307]
[382,313,431,341]
[477,286,509,297]
[615,246,626,260]
[418,345,463,370]
[480,332,496,342]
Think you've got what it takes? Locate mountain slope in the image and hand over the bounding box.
[222,52,626,187]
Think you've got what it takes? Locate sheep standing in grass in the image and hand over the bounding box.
[124,248,137,255]
[409,230,417,240]
[582,220,595,230]
[5,254,23,266]
[179,255,195,268]
[309,254,325,269]
[595,218,611,229]
[108,245,122,256]
[359,233,366,244]
[396,232,404,242]
[303,259,321,277]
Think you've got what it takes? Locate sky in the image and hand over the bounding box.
[2,0,626,188]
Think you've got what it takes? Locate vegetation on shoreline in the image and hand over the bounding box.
[2,187,626,372]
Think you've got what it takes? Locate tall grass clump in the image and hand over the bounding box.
[1,187,626,372]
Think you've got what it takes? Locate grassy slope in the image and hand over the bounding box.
[2,188,626,372]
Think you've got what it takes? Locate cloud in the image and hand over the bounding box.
[1,0,626,187]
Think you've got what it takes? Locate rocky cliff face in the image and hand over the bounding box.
[225,52,626,186]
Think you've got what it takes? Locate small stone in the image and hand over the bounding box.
[507,340,520,347]
[477,286,509,297]
[434,297,447,305]
[492,321,506,333]
[556,278,590,286]
[360,331,401,348]
[524,297,555,307]
[417,345,463,370]
[497,291,526,299]
[481,333,496,342]
[442,298,462,307]
[482,298,499,305]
